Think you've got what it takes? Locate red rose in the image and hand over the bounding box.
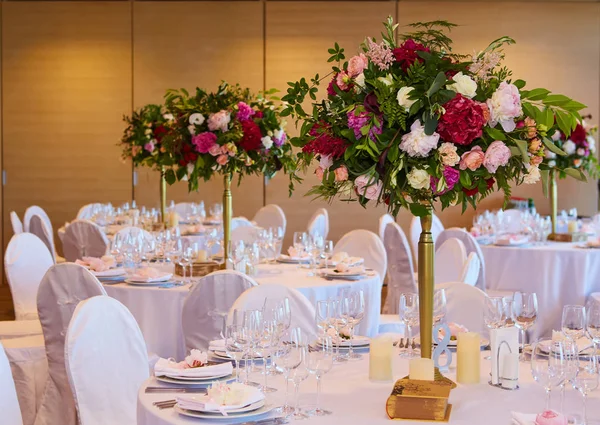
[254,111,264,119]
[154,125,167,142]
[437,94,485,146]
[239,120,263,151]
[392,39,430,71]
[486,177,495,190]
[178,159,186,167]
[182,143,192,153]
[462,177,495,197]
[570,124,587,145]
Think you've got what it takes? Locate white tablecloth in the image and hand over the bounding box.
[482,242,600,340]
[104,264,381,360]
[137,350,600,425]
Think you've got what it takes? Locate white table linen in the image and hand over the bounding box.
[482,242,600,340]
[137,350,600,425]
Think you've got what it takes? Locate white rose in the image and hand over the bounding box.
[588,136,596,153]
[163,113,174,121]
[397,86,417,111]
[261,136,273,149]
[563,140,576,155]
[524,165,541,184]
[187,125,196,136]
[354,73,365,89]
[144,128,152,136]
[407,168,430,190]
[378,74,394,86]
[189,113,205,126]
[548,160,556,167]
[577,148,586,156]
[447,72,477,99]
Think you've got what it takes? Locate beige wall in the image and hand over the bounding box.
[1,0,598,254]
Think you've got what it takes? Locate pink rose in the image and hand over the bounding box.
[192,132,217,154]
[354,174,382,200]
[336,72,351,91]
[207,110,231,132]
[535,410,567,425]
[459,146,485,171]
[216,154,229,166]
[486,82,522,132]
[347,53,368,77]
[483,140,511,173]
[208,144,221,156]
[530,155,543,166]
[315,167,324,180]
[144,140,155,153]
[334,165,349,182]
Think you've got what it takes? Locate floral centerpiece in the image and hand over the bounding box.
[281,18,586,360]
[162,83,298,262]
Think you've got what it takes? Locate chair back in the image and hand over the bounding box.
[307,208,329,240]
[382,222,416,314]
[0,342,24,425]
[437,281,487,335]
[10,212,23,235]
[253,204,286,234]
[182,271,258,352]
[62,220,109,261]
[114,226,155,243]
[5,233,54,320]
[29,215,57,264]
[435,238,467,285]
[65,296,148,425]
[435,227,486,290]
[230,217,254,231]
[76,203,102,220]
[378,213,395,241]
[334,229,387,284]
[460,252,481,287]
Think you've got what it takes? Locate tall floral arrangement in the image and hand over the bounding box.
[281,18,587,216]
[161,83,298,190]
[120,104,175,169]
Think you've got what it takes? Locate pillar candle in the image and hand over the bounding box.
[501,353,519,389]
[197,250,208,262]
[456,332,480,384]
[568,220,578,234]
[369,335,393,382]
[409,358,434,381]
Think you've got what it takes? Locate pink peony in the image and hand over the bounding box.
[144,140,155,153]
[354,174,382,200]
[192,132,217,154]
[400,120,440,157]
[483,140,511,173]
[208,144,221,156]
[207,110,231,132]
[334,165,349,182]
[216,154,229,166]
[236,102,254,121]
[460,146,485,171]
[535,410,567,425]
[486,82,522,132]
[315,167,324,180]
[347,53,368,77]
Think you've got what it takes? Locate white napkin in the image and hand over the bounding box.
[129,268,171,282]
[176,384,264,414]
[286,247,309,259]
[511,412,535,425]
[209,339,226,352]
[511,410,568,425]
[154,358,233,378]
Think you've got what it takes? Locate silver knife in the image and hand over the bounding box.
[145,387,207,393]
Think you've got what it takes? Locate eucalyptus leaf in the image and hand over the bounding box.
[513,139,529,162]
[423,113,438,136]
[564,167,587,182]
[542,136,567,157]
[409,203,429,217]
[426,72,447,98]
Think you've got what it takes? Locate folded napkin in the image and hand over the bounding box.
[76,256,113,272]
[333,263,365,274]
[185,224,206,234]
[331,251,349,263]
[209,339,226,352]
[496,234,529,245]
[587,239,600,248]
[287,247,310,259]
[176,383,264,415]
[130,267,169,282]
[511,410,567,425]
[154,357,233,378]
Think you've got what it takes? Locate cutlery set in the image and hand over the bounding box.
[393,338,417,350]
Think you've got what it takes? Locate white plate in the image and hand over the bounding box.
[126,273,172,283]
[211,350,266,360]
[319,336,370,347]
[322,268,365,278]
[494,237,530,247]
[156,374,235,385]
[174,402,275,420]
[93,268,125,278]
[124,279,171,286]
[177,399,265,415]
[277,255,310,264]
[164,371,232,381]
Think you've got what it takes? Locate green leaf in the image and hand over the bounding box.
[542,136,567,157]
[542,94,571,107]
[555,110,572,136]
[522,102,539,120]
[524,88,550,101]
[409,203,429,217]
[564,167,587,182]
[485,126,507,141]
[513,79,526,89]
[459,171,472,188]
[540,169,549,197]
[513,139,529,162]
[426,72,447,98]
[563,100,587,112]
[164,169,176,185]
[423,112,438,136]
[541,107,555,129]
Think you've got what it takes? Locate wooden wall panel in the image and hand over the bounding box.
[132,2,264,219]
[2,1,132,249]
[397,2,600,231]
[265,2,396,246]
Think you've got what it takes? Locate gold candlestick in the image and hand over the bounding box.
[159,166,167,224]
[222,173,233,268]
[418,205,434,359]
[549,168,558,238]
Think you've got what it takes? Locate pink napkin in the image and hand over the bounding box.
[76,257,109,272]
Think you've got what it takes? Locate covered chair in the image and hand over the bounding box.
[229,284,317,341]
[34,264,106,425]
[182,271,258,352]
[0,341,24,425]
[307,208,329,240]
[333,229,387,283]
[23,206,51,234]
[437,282,487,335]
[382,222,416,315]
[435,238,467,285]
[459,253,481,287]
[28,215,64,264]
[61,220,109,261]
[378,213,395,242]
[409,213,444,266]
[230,217,254,231]
[435,227,486,291]
[65,296,148,425]
[10,212,23,235]
[114,226,154,243]
[253,204,286,234]
[174,202,203,221]
[76,204,102,220]
[231,226,260,245]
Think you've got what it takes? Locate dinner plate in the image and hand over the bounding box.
[125,273,172,283]
[93,268,125,278]
[156,374,235,386]
[164,371,232,381]
[321,268,366,277]
[277,255,310,264]
[494,238,530,247]
[319,335,370,347]
[124,279,172,286]
[174,401,275,420]
[177,399,265,415]
[210,350,266,361]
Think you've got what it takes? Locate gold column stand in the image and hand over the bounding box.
[157,165,167,230]
[221,173,233,270]
[417,206,435,360]
[546,169,586,242]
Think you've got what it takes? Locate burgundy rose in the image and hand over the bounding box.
[570,124,587,145]
[462,177,495,197]
[437,94,485,146]
[392,39,430,71]
[239,120,263,151]
[154,125,167,142]
[364,92,381,114]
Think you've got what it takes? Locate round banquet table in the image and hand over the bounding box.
[104,263,381,360]
[481,242,600,340]
[137,351,600,425]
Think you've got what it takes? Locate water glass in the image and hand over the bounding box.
[433,289,447,324]
[307,336,334,416]
[586,302,600,346]
[562,305,586,340]
[573,347,599,425]
[225,321,249,383]
[513,292,538,360]
[399,293,419,358]
[531,339,566,410]
[341,290,365,360]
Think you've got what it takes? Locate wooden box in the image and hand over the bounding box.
[548,232,587,243]
[386,379,452,421]
[175,261,220,277]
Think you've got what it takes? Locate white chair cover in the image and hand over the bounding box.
[23,206,51,234]
[231,226,260,245]
[34,264,107,425]
[307,208,329,240]
[253,204,286,233]
[28,216,57,264]
[435,238,467,285]
[0,341,24,425]
[65,296,148,425]
[0,320,42,340]
[114,226,155,243]
[11,212,23,235]
[503,209,523,233]
[437,282,487,335]
[378,213,395,241]
[435,227,486,290]
[409,213,444,265]
[174,202,201,220]
[61,220,108,262]
[382,223,416,315]
[459,252,481,287]
[182,271,258,353]
[333,229,387,284]
[5,233,54,320]
[230,217,254,231]
[76,204,102,220]
[229,284,317,341]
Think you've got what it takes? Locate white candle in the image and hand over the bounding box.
[457,332,481,384]
[369,335,393,382]
[568,220,578,234]
[501,353,519,390]
[409,358,434,381]
[197,250,208,262]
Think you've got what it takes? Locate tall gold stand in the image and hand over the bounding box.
[222,174,233,268]
[159,166,167,224]
[417,206,435,359]
[548,169,559,239]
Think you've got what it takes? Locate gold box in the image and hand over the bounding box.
[175,261,220,277]
[386,379,452,422]
[548,232,587,243]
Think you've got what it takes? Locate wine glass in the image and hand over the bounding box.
[242,309,262,386]
[484,296,505,330]
[502,297,516,327]
[433,289,447,324]
[531,339,566,411]
[308,235,324,277]
[399,293,419,358]
[254,317,276,393]
[323,240,334,268]
[293,232,308,258]
[562,305,586,340]
[315,300,331,337]
[513,292,538,360]
[225,315,249,383]
[306,336,334,416]
[341,290,365,360]
[573,347,599,425]
[558,339,579,419]
[283,328,309,420]
[329,299,348,363]
[586,302,600,348]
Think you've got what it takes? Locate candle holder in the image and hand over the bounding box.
[488,340,520,391]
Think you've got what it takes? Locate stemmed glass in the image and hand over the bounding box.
[573,347,599,425]
[315,300,330,337]
[179,247,193,284]
[399,293,419,358]
[225,313,250,383]
[586,302,600,349]
[341,290,365,360]
[323,240,334,268]
[531,339,566,411]
[308,235,324,277]
[558,339,579,419]
[242,309,262,386]
[433,289,447,324]
[293,232,308,264]
[484,296,505,360]
[307,336,334,417]
[562,305,586,340]
[513,292,538,360]
[254,316,277,393]
[282,328,309,420]
[329,299,348,362]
